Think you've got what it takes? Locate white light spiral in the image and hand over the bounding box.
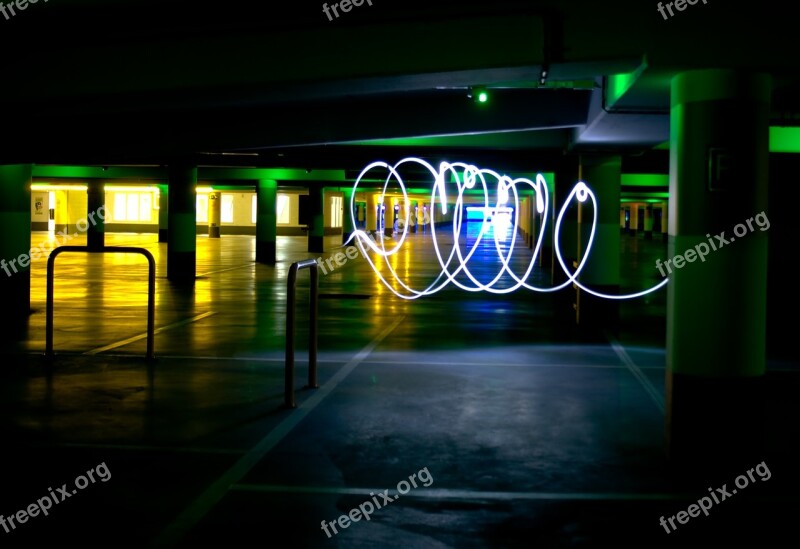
[345,157,668,301]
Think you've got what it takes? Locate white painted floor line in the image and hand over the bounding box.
[84,311,216,355]
[149,315,406,548]
[89,354,665,370]
[230,484,693,502]
[606,332,665,414]
[361,360,663,369]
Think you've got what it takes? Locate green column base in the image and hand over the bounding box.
[308,235,324,254]
[341,231,353,246]
[549,251,578,339]
[87,231,105,251]
[167,251,196,284]
[256,241,276,264]
[0,273,31,336]
[576,285,620,340]
[666,372,766,479]
[539,244,553,270]
[158,229,169,243]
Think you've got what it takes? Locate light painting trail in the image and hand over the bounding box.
[345,157,669,301]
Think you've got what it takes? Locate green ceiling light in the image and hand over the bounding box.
[469,86,489,104]
[769,126,800,153]
[605,59,648,109]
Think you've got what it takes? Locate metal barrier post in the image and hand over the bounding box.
[285,258,319,408]
[46,246,157,360]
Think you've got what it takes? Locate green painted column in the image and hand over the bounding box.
[551,155,580,332]
[630,204,640,235]
[0,164,32,328]
[342,186,356,245]
[644,204,654,240]
[167,163,197,284]
[539,171,557,271]
[256,179,278,264]
[366,192,378,235]
[208,191,221,238]
[158,184,169,242]
[667,69,770,474]
[86,179,105,251]
[529,195,538,250]
[385,198,396,238]
[577,155,621,338]
[307,185,324,253]
[552,158,580,282]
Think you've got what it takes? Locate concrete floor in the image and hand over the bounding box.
[0,230,797,548]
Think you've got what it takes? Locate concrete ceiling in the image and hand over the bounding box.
[1,0,797,170]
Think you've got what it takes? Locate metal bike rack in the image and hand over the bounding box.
[46,246,156,360]
[285,258,319,408]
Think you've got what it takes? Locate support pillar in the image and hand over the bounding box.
[208,191,221,238]
[342,187,356,245]
[666,69,770,476]
[529,196,536,247]
[366,193,378,235]
[643,204,654,240]
[0,164,32,331]
[158,184,169,242]
[551,155,581,334]
[519,196,528,244]
[86,179,105,251]
[576,155,621,339]
[256,179,278,264]
[539,173,556,270]
[629,204,640,236]
[386,200,397,238]
[307,185,324,253]
[167,163,197,284]
[552,155,580,284]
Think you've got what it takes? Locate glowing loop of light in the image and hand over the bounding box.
[346,157,668,301]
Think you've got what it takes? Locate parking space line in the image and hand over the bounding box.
[84,311,216,355]
[149,315,405,548]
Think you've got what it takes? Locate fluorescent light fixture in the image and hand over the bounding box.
[31,184,88,191]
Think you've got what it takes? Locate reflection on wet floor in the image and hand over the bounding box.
[0,230,796,548]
